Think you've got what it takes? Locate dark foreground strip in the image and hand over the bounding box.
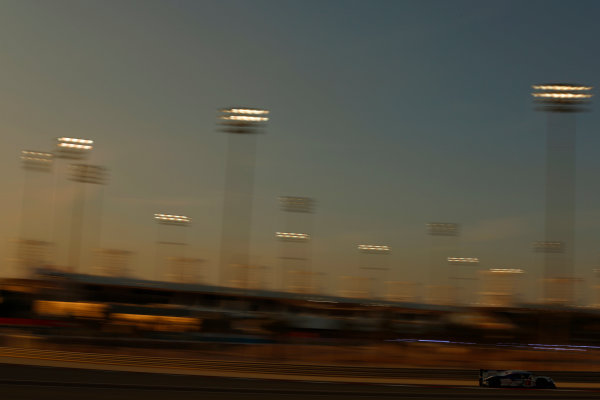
[0,379,595,398]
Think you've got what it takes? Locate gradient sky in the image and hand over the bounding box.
[2,0,600,301]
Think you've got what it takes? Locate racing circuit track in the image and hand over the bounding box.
[2,363,600,400]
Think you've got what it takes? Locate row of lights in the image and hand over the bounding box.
[275,232,310,241]
[21,150,53,163]
[221,115,269,122]
[154,213,191,225]
[222,108,269,115]
[489,268,524,274]
[531,83,593,109]
[358,244,391,252]
[447,257,479,264]
[279,196,314,213]
[57,137,94,150]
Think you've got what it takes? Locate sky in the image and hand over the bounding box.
[1,0,600,302]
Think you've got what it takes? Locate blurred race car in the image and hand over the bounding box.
[479,369,556,389]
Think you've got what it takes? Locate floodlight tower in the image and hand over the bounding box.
[531,84,592,304]
[218,107,269,287]
[479,268,524,306]
[17,150,54,275]
[446,257,480,304]
[276,231,311,292]
[426,222,459,304]
[67,164,108,273]
[277,196,314,292]
[52,137,94,268]
[357,244,391,298]
[153,213,191,281]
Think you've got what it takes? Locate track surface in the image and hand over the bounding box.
[1,364,600,400]
[1,346,600,383]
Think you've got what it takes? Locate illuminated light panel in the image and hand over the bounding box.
[221,115,269,122]
[21,150,53,163]
[58,143,93,150]
[69,164,107,184]
[427,222,459,235]
[533,241,563,252]
[275,232,310,240]
[532,85,592,91]
[489,268,524,274]
[154,213,191,224]
[279,196,314,212]
[57,137,94,145]
[534,241,562,246]
[358,244,390,252]
[223,108,270,115]
[447,257,479,263]
[532,92,592,99]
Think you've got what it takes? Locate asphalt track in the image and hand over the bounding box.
[1,363,600,400]
[3,346,600,385]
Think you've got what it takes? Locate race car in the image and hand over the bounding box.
[479,369,556,389]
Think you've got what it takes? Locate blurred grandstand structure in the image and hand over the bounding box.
[0,268,599,351]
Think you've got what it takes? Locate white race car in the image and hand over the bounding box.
[479,369,556,389]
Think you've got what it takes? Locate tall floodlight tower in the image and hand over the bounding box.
[276,231,311,292]
[218,107,269,287]
[357,244,391,298]
[478,268,524,307]
[532,84,592,304]
[53,137,93,267]
[16,150,54,275]
[153,213,191,281]
[277,196,314,292]
[67,164,108,273]
[447,257,480,304]
[426,222,459,304]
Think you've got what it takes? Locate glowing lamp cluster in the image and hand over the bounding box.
[154,213,191,225]
[279,196,315,213]
[533,241,563,253]
[427,222,459,236]
[489,268,524,274]
[275,232,310,241]
[21,150,54,171]
[358,244,391,253]
[69,164,107,184]
[219,107,270,134]
[447,257,479,264]
[532,83,592,111]
[222,115,269,122]
[57,137,94,150]
[56,137,94,160]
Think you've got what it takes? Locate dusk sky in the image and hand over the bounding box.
[2,0,600,301]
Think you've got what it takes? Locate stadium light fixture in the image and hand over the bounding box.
[279,196,314,213]
[427,222,459,236]
[489,268,524,274]
[56,137,94,159]
[358,244,391,253]
[21,150,53,171]
[219,107,269,134]
[532,83,592,111]
[447,257,479,265]
[68,164,108,185]
[154,213,191,226]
